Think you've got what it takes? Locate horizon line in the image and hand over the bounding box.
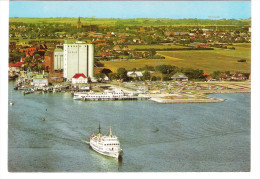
[9,17,251,20]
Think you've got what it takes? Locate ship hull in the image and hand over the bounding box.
[90,143,122,158]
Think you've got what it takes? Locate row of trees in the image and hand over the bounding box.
[95,65,205,82]
[9,52,26,63]
[23,56,45,72]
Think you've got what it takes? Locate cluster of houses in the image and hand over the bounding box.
[9,18,250,89]
[203,72,249,81]
[164,28,251,43]
[9,19,251,62]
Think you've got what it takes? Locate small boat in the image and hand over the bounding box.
[10,102,14,106]
[41,118,45,121]
[89,124,123,158]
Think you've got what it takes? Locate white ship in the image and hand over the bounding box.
[89,124,123,158]
[73,88,137,101]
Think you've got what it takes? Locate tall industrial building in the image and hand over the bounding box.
[63,41,94,81]
[54,48,64,71]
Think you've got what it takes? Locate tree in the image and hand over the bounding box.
[162,74,171,81]
[117,68,128,81]
[183,68,204,80]
[108,73,119,81]
[211,71,221,79]
[101,68,112,76]
[95,73,105,82]
[155,65,176,74]
[9,52,26,63]
[142,70,151,81]
[23,56,33,71]
[150,48,156,56]
[151,76,157,81]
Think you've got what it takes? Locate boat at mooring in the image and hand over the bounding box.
[73,88,137,101]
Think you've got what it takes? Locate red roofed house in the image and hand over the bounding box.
[9,62,24,73]
[218,73,231,81]
[196,44,211,48]
[231,72,246,81]
[72,73,88,84]
[100,52,113,57]
[203,73,212,81]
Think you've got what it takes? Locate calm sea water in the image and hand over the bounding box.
[8,81,250,172]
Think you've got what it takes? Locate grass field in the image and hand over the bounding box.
[9,39,65,43]
[103,43,251,73]
[128,43,189,50]
[9,18,250,27]
[9,18,117,25]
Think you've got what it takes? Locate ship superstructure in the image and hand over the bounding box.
[73,88,137,101]
[89,124,122,158]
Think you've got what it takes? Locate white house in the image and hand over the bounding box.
[127,71,143,79]
[32,74,48,87]
[72,73,88,84]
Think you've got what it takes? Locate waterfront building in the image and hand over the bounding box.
[32,74,48,87]
[54,48,64,71]
[9,62,24,73]
[63,41,94,81]
[72,73,88,84]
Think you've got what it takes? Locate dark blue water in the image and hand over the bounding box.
[8,81,250,172]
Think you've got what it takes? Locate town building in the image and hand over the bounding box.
[54,48,64,71]
[218,73,231,81]
[63,41,94,81]
[77,17,82,29]
[231,72,247,81]
[72,73,88,84]
[43,51,54,73]
[127,71,143,79]
[9,62,24,73]
[32,74,48,87]
[171,72,188,81]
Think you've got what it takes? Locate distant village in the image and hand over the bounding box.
[8,18,251,103]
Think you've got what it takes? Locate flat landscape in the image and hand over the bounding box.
[127,43,190,50]
[103,43,251,73]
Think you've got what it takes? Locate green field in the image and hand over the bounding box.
[103,43,251,73]
[128,43,189,50]
[9,39,65,43]
[9,17,250,26]
[9,18,117,25]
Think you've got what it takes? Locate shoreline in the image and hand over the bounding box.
[148,90,250,104]
[10,80,251,104]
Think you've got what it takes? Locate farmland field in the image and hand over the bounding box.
[128,43,189,50]
[103,43,251,73]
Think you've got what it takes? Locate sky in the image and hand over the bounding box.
[9,1,251,19]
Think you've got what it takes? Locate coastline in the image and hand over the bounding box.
[135,81,251,104]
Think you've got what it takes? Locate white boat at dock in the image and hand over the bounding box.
[73,88,138,101]
[90,124,123,158]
